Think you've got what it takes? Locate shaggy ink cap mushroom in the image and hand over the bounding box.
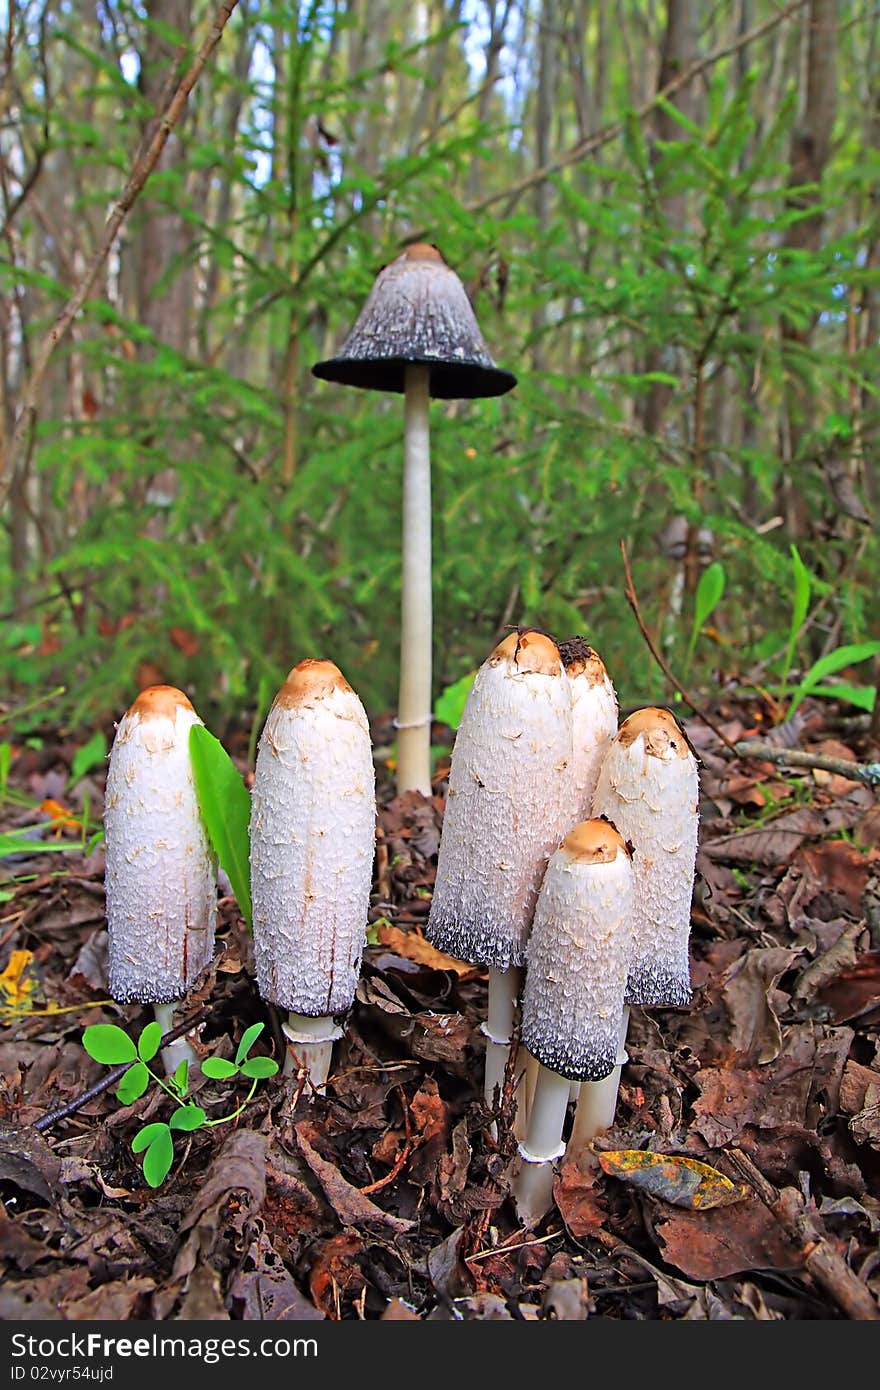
[312,244,516,797]
[426,628,574,970]
[312,242,517,398]
[249,658,376,1025]
[592,706,699,1008]
[559,638,618,821]
[103,685,217,1007]
[521,820,635,1083]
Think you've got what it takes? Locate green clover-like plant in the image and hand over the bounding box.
[82,1020,279,1188]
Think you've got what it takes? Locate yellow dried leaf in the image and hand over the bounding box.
[0,949,46,1021]
[598,1149,749,1210]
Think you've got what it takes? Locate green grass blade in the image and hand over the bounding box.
[782,545,811,688]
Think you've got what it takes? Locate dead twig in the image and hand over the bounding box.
[732,741,880,787]
[728,1149,880,1321]
[619,540,737,752]
[33,1009,211,1132]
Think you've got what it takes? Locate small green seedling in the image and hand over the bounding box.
[82,1020,278,1187]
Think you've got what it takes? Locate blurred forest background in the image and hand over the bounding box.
[1,0,878,740]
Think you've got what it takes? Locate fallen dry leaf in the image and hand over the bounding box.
[818,952,880,1023]
[308,1234,365,1318]
[375,922,473,976]
[295,1122,414,1233]
[597,1150,749,1210]
[553,1163,608,1240]
[656,1200,804,1280]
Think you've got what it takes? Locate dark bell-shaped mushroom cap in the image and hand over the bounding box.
[312,243,517,399]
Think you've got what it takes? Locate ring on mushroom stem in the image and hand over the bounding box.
[249,659,376,1095]
[103,686,217,1077]
[591,706,700,1009]
[426,629,574,1131]
[312,243,516,796]
[514,820,634,1226]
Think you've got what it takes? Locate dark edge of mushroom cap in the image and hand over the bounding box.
[312,243,517,399]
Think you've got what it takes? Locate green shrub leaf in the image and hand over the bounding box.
[189,724,252,928]
[787,641,880,718]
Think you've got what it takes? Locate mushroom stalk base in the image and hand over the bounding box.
[153,1002,200,1079]
[282,1013,343,1092]
[567,1007,630,1163]
[482,967,525,1136]
[396,364,433,796]
[513,1065,571,1227]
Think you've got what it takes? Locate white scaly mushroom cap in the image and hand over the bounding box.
[427,630,574,969]
[521,821,634,1081]
[104,686,217,1004]
[561,640,618,821]
[592,707,699,1007]
[249,659,376,1017]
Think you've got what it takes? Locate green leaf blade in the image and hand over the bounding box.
[235,1021,265,1065]
[169,1104,207,1132]
[239,1056,279,1079]
[116,1061,150,1104]
[142,1129,175,1187]
[201,1057,239,1080]
[83,1024,138,1064]
[137,1021,162,1062]
[189,725,253,928]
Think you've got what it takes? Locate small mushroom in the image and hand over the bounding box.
[514,820,634,1225]
[591,707,699,1008]
[103,686,217,1074]
[249,659,376,1090]
[559,637,618,821]
[426,629,574,1115]
[313,243,516,795]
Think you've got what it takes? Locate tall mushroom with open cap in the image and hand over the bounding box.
[103,686,217,1075]
[426,629,574,1114]
[312,242,516,796]
[513,820,634,1225]
[592,707,700,1008]
[249,659,376,1090]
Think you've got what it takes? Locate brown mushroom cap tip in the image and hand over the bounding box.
[561,819,628,863]
[490,630,561,676]
[275,658,353,709]
[566,650,609,684]
[617,706,689,758]
[401,241,444,264]
[129,685,195,721]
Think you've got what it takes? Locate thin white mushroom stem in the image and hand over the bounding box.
[512,1064,570,1227]
[153,1001,200,1080]
[482,966,522,1113]
[282,1012,344,1092]
[396,362,433,796]
[566,1006,631,1162]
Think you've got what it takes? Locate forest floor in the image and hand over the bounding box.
[1,696,879,1322]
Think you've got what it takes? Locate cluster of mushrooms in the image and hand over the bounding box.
[102,629,699,1227]
[101,243,699,1228]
